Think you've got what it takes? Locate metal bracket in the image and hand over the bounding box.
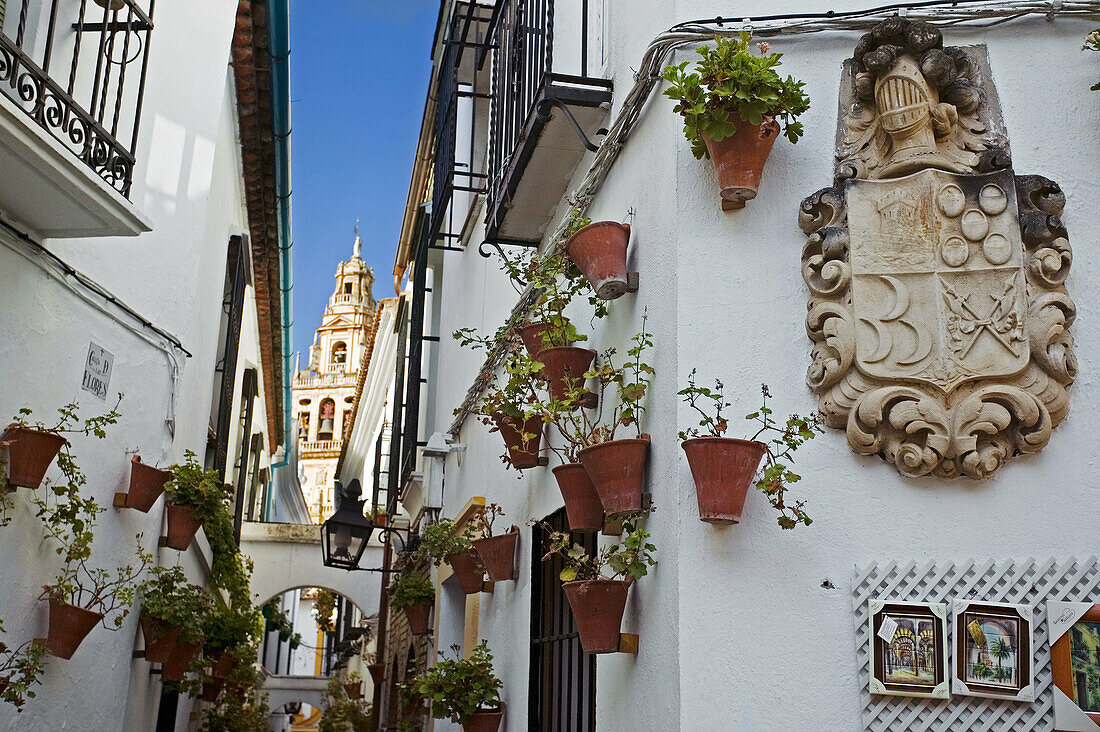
[535,98,604,153]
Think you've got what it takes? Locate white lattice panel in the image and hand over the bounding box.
[852,557,1100,731]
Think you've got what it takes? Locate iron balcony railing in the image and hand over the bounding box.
[0,0,154,197]
[486,0,611,241]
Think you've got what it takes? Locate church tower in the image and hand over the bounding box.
[292,228,377,523]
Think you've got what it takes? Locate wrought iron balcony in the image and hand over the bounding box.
[0,0,154,198]
[484,0,612,243]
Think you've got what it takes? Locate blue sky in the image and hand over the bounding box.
[289,0,439,363]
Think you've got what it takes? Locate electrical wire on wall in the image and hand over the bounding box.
[0,216,190,444]
[448,0,1100,433]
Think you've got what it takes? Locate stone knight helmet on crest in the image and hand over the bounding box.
[799,16,1076,479]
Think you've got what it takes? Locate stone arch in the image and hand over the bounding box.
[240,521,383,625]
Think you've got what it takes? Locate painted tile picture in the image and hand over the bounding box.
[952,600,1032,701]
[884,615,939,687]
[869,600,949,699]
[963,612,1019,687]
[1069,620,1100,712]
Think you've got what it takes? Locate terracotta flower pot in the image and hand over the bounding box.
[702,116,780,207]
[161,639,202,681]
[140,614,181,664]
[463,703,505,732]
[2,426,67,489]
[447,550,485,594]
[344,681,362,699]
[552,463,604,532]
[403,603,431,635]
[472,527,519,582]
[682,437,767,524]
[367,663,384,685]
[45,598,103,659]
[492,413,542,470]
[517,322,554,355]
[566,221,635,300]
[126,456,173,512]
[165,504,203,550]
[578,435,650,517]
[402,695,424,718]
[562,579,630,654]
[210,651,234,679]
[536,346,596,401]
[202,678,224,702]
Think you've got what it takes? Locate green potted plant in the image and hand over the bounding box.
[541,518,656,654]
[137,564,207,663]
[159,587,214,682]
[411,641,504,732]
[414,519,483,595]
[679,374,823,527]
[562,207,639,301]
[318,673,373,732]
[163,451,233,551]
[2,399,120,490]
[312,588,337,633]
[470,504,518,583]
[663,33,810,207]
[343,670,363,700]
[391,572,434,635]
[574,318,655,517]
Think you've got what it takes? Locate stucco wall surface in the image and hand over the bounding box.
[0,0,266,728]
[416,4,1100,732]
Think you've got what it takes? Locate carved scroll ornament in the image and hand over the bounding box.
[800,17,1075,478]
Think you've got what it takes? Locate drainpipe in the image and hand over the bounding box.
[268,0,294,466]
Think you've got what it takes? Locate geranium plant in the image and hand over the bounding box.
[390,572,434,611]
[542,517,656,583]
[312,588,337,633]
[411,641,502,725]
[662,33,811,158]
[412,518,477,566]
[679,373,822,529]
[165,450,234,522]
[140,564,215,644]
[0,634,46,711]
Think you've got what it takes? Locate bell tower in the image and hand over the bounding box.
[292,225,379,523]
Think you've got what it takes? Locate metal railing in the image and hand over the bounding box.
[486,0,608,237]
[0,0,154,197]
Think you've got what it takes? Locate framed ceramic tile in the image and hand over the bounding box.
[951,599,1033,701]
[868,599,950,699]
[1049,601,1100,731]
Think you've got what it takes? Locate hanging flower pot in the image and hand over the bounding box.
[536,347,596,401]
[202,678,224,702]
[552,463,604,532]
[210,651,234,679]
[492,413,542,470]
[463,703,506,732]
[446,550,484,595]
[402,694,424,718]
[140,614,181,664]
[681,437,767,524]
[125,456,173,512]
[472,526,519,582]
[578,435,650,517]
[565,221,638,300]
[164,504,203,550]
[562,580,630,654]
[45,598,103,659]
[702,117,780,208]
[517,322,553,356]
[161,639,202,682]
[2,426,67,489]
[403,603,431,635]
[368,663,384,685]
[344,681,362,699]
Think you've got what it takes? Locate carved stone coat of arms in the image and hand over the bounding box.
[799,17,1076,478]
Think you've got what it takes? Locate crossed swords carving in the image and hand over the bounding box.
[940,275,1021,357]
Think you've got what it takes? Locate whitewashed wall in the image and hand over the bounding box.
[0,0,276,729]
[416,2,1100,731]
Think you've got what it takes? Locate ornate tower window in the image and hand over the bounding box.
[332,341,347,367]
[318,398,336,441]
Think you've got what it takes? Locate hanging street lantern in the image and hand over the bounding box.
[320,479,373,570]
